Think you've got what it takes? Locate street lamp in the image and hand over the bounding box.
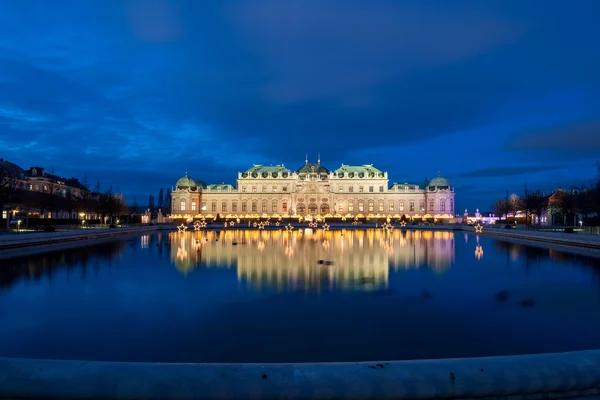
[17,219,21,232]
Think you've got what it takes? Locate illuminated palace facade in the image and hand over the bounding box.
[170,159,455,220]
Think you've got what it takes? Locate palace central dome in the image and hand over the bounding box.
[176,173,197,190]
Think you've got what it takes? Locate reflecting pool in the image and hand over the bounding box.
[1,229,600,363]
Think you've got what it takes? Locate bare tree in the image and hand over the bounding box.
[528,190,548,225]
[157,188,164,211]
[493,198,508,220]
[0,160,19,227]
[506,193,523,221]
[77,174,92,218]
[522,184,533,226]
[165,187,172,214]
[554,190,579,226]
[132,197,139,215]
[148,194,155,217]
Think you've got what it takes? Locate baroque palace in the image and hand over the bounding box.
[170,159,455,220]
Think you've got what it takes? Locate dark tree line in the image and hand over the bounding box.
[147,187,171,216]
[493,162,600,226]
[1,164,129,223]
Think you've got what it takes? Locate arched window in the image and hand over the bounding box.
[272,200,277,212]
[440,199,446,212]
[297,203,306,214]
[358,200,364,212]
[262,200,268,213]
[308,203,318,215]
[368,200,374,212]
[320,203,330,214]
[378,200,384,212]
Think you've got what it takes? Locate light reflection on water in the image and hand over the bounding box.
[2,230,600,363]
[168,229,455,291]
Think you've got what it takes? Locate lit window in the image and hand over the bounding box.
[359,185,364,193]
[282,202,287,212]
[399,201,404,211]
[409,201,415,212]
[348,201,354,212]
[272,201,277,212]
[378,201,384,212]
[358,200,364,212]
[389,201,394,212]
[180,201,186,211]
[201,202,207,211]
[379,186,384,192]
[211,202,217,212]
[338,184,343,192]
[251,201,257,212]
[419,201,425,212]
[222,201,227,212]
[191,201,197,211]
[232,202,238,212]
[242,201,247,212]
[368,200,374,212]
[252,186,257,192]
[242,185,246,192]
[429,200,434,211]
[369,186,373,192]
[262,201,268,212]
[272,185,277,192]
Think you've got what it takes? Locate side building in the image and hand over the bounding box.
[170,161,455,220]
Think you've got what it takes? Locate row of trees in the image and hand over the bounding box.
[1,161,129,224]
[137,187,171,217]
[493,163,600,226]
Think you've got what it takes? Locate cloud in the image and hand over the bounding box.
[454,165,565,179]
[0,0,599,212]
[227,0,523,104]
[510,120,600,152]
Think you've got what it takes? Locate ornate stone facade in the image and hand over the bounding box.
[170,161,455,220]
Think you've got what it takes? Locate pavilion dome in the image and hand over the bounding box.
[175,173,197,190]
[428,173,451,188]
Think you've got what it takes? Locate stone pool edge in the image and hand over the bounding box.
[1,350,600,400]
[0,225,163,259]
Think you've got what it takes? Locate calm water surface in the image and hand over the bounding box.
[1,229,600,363]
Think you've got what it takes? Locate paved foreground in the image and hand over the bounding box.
[1,350,600,399]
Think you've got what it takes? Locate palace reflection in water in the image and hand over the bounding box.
[168,229,455,291]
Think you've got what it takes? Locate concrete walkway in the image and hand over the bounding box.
[465,225,600,250]
[1,350,600,399]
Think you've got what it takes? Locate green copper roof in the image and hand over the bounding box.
[176,173,197,189]
[390,182,420,191]
[428,173,451,188]
[207,183,235,191]
[296,163,329,175]
[333,164,384,178]
[242,164,292,178]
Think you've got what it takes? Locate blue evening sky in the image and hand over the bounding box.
[1,0,599,211]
